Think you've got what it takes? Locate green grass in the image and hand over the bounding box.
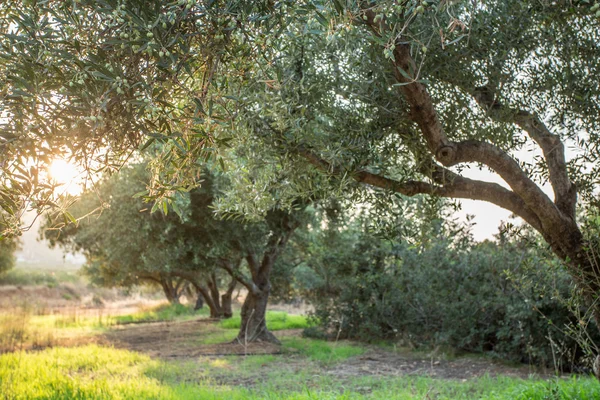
[219,311,313,331]
[282,337,365,364]
[1,345,599,399]
[114,303,207,325]
[2,306,598,399]
[196,329,239,344]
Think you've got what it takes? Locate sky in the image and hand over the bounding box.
[454,170,522,240]
[16,210,85,267]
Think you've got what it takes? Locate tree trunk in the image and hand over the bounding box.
[194,289,204,311]
[230,210,300,344]
[234,287,279,344]
[221,277,237,319]
[234,253,281,344]
[196,283,222,318]
[205,275,224,318]
[160,276,181,305]
[559,238,600,380]
[207,274,223,315]
[184,284,204,310]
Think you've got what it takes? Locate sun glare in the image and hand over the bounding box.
[49,159,83,195]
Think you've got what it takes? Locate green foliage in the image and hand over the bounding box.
[282,337,364,364]
[300,216,599,371]
[219,311,313,331]
[0,232,20,275]
[1,0,598,226]
[114,303,206,325]
[41,163,238,305]
[0,0,280,227]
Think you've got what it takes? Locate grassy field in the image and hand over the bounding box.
[0,303,599,399]
[1,344,598,399]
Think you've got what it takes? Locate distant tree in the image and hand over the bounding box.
[43,162,308,341]
[0,218,20,275]
[43,163,237,317]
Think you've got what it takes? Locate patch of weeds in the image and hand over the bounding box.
[302,326,329,340]
[145,359,206,384]
[238,354,277,369]
[282,337,364,364]
[0,312,31,351]
[197,329,238,345]
[220,311,313,331]
[367,375,600,400]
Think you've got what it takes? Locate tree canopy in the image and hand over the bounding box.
[2,1,598,238]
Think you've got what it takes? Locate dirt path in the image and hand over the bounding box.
[103,319,282,357]
[101,319,552,381]
[326,348,550,380]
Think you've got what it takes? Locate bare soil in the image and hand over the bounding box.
[326,348,551,380]
[103,319,281,357]
[100,319,552,381]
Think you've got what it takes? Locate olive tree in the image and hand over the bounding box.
[3,0,600,360]
[43,161,307,341]
[42,163,238,317]
[216,0,600,370]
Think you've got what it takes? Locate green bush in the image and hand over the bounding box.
[307,235,599,371]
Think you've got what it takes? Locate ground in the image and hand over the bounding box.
[100,319,551,384]
[1,280,596,399]
[0,284,553,381]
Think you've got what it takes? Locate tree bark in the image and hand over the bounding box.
[197,282,222,318]
[221,276,237,319]
[232,217,298,344]
[169,271,223,318]
[353,3,600,378]
[194,289,204,310]
[159,275,181,305]
[234,285,279,344]
[207,273,223,317]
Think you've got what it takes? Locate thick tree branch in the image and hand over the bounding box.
[360,4,567,235]
[299,147,544,232]
[472,85,576,218]
[246,253,259,279]
[220,258,259,295]
[448,140,563,224]
[259,227,295,275]
[137,273,161,284]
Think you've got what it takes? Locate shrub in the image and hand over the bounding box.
[306,235,599,371]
